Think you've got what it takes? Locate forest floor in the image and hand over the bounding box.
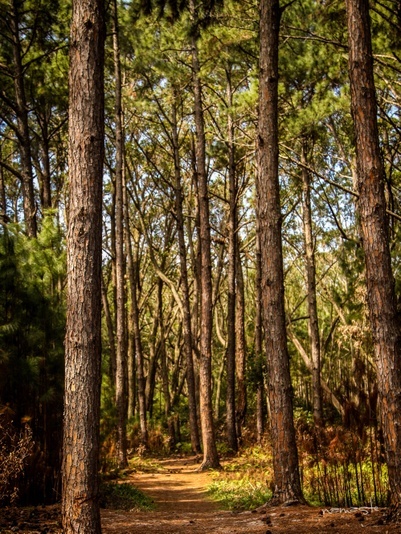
[0,456,400,533]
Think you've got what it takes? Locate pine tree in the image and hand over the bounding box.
[346,0,401,511]
[257,0,304,504]
[62,0,105,531]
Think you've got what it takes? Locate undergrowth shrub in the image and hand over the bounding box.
[209,423,388,511]
[128,455,163,473]
[0,408,34,505]
[208,445,273,510]
[296,418,388,506]
[209,477,271,511]
[99,481,155,511]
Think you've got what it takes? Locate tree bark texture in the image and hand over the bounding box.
[158,279,172,416]
[129,233,149,448]
[255,210,265,443]
[123,183,137,421]
[257,0,304,504]
[145,308,160,417]
[0,146,6,225]
[190,0,220,469]
[225,72,238,452]
[172,89,201,453]
[62,0,105,532]
[112,0,128,468]
[346,0,401,508]
[301,141,323,426]
[101,278,116,382]
[235,241,247,437]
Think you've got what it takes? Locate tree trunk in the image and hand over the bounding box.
[32,112,52,211]
[128,231,148,448]
[172,88,201,453]
[41,132,52,211]
[225,71,238,453]
[101,277,117,382]
[0,146,6,225]
[257,0,304,504]
[112,0,128,468]
[10,0,37,237]
[188,143,201,371]
[123,179,136,421]
[190,0,220,470]
[235,239,247,439]
[300,140,323,427]
[255,210,265,444]
[346,0,401,509]
[145,308,160,417]
[62,0,105,532]
[158,279,171,417]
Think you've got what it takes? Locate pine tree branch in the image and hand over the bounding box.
[281,147,401,222]
[0,160,23,181]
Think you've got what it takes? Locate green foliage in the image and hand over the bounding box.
[0,218,65,503]
[128,455,163,473]
[99,482,155,511]
[0,222,65,415]
[208,446,273,510]
[210,433,388,511]
[208,477,271,511]
[297,422,388,507]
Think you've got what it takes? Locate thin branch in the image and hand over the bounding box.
[281,146,401,223]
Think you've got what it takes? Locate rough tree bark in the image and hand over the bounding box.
[300,140,323,427]
[190,0,220,470]
[257,0,304,504]
[225,70,238,453]
[254,226,265,444]
[0,146,6,225]
[128,229,149,449]
[101,277,117,382]
[112,0,128,468]
[123,181,136,421]
[235,238,247,438]
[346,0,401,510]
[62,0,105,532]
[172,88,201,454]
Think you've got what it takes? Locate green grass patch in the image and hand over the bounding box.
[210,436,389,509]
[222,445,273,474]
[128,455,163,473]
[207,445,273,511]
[99,482,155,511]
[208,476,271,511]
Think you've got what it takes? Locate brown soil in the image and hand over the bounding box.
[1,456,399,533]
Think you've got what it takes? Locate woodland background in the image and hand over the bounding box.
[0,0,400,512]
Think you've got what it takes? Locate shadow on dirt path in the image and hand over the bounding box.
[127,456,218,513]
[1,456,399,533]
[101,456,267,533]
[100,456,400,534]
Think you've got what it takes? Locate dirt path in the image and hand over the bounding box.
[123,456,219,513]
[1,457,399,533]
[101,456,399,534]
[101,456,267,533]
